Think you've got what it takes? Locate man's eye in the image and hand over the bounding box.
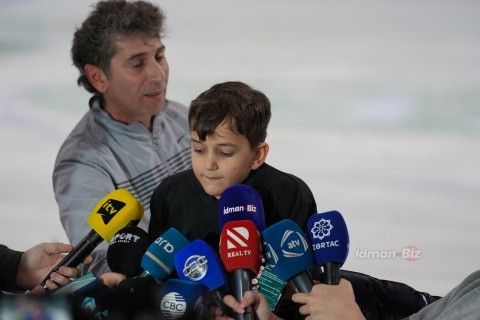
[193,148,203,154]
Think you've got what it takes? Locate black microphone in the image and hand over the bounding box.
[107,226,150,277]
[41,189,143,286]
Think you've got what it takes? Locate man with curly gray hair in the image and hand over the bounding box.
[53,0,191,275]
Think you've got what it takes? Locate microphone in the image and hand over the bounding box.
[218,184,266,232]
[139,227,190,281]
[261,219,315,293]
[107,226,150,277]
[41,188,144,286]
[174,239,233,318]
[219,220,262,320]
[158,278,208,319]
[306,210,349,285]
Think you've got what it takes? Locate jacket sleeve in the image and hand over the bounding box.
[0,244,23,293]
[340,269,442,320]
[53,157,116,276]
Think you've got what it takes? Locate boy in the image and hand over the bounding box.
[148,81,439,319]
[148,81,316,250]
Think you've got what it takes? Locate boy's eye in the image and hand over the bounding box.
[193,148,204,154]
[220,152,233,158]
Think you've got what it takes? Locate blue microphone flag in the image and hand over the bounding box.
[141,228,190,280]
[174,239,229,292]
[306,210,349,267]
[218,184,266,232]
[261,219,315,281]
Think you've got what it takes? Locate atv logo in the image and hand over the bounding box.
[96,199,125,224]
[280,229,310,258]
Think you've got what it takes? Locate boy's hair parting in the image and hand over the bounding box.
[189,81,271,148]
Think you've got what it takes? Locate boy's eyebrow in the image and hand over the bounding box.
[190,138,237,147]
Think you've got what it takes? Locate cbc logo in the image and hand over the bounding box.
[160,292,186,319]
[182,255,208,281]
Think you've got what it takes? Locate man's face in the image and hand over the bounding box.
[101,35,169,128]
[191,122,257,199]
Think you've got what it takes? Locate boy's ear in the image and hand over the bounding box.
[84,64,108,93]
[250,142,269,170]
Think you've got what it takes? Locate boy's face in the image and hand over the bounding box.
[191,121,260,199]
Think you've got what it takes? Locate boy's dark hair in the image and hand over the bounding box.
[71,0,166,93]
[189,81,271,148]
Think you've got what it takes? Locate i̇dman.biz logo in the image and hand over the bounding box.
[97,199,126,224]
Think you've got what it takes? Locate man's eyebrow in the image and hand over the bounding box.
[125,45,166,62]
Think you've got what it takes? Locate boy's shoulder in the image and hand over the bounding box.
[249,163,310,187]
[153,169,196,195]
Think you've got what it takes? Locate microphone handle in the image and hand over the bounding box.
[233,269,255,320]
[210,289,235,318]
[292,269,314,293]
[323,262,340,285]
[41,230,103,286]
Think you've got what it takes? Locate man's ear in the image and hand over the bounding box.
[84,64,108,93]
[251,142,269,170]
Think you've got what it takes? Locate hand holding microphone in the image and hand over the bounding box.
[174,239,233,318]
[41,188,144,287]
[219,220,262,320]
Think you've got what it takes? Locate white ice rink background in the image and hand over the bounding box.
[1,0,479,297]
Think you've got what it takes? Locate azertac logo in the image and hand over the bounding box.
[280,229,310,258]
[160,292,186,319]
[310,218,333,240]
[182,255,208,281]
[96,199,126,224]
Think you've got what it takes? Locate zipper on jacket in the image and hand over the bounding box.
[151,133,158,149]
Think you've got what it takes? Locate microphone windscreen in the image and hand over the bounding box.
[141,228,190,281]
[307,210,349,266]
[113,276,162,317]
[219,220,262,275]
[158,279,207,320]
[218,184,266,232]
[87,188,144,242]
[107,226,150,277]
[261,219,315,281]
[174,239,229,292]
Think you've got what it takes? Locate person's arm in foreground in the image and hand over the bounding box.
[291,279,366,320]
[19,242,93,293]
[215,290,282,320]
